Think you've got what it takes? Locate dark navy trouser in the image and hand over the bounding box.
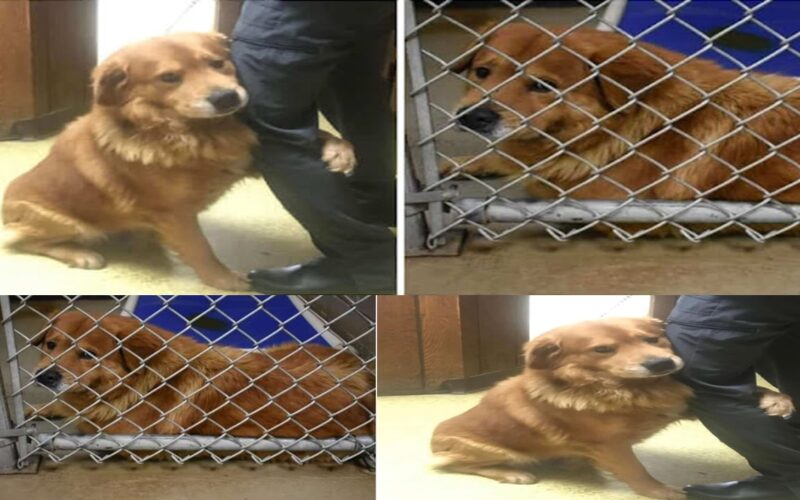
[231,1,396,291]
[666,296,800,497]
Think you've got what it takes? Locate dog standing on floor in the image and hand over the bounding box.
[1,32,355,290]
[430,317,795,499]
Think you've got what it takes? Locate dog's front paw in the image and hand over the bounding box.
[759,390,795,419]
[497,470,537,485]
[322,137,356,175]
[202,271,251,291]
[638,486,686,500]
[67,250,106,269]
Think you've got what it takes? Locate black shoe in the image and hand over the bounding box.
[685,476,798,500]
[249,260,359,294]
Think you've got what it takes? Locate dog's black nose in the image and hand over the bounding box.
[207,89,241,112]
[457,106,500,133]
[35,368,62,389]
[641,357,677,374]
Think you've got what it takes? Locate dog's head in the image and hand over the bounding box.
[523,317,683,381]
[451,23,674,143]
[92,32,247,121]
[32,311,171,395]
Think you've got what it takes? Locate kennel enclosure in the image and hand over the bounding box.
[0,295,375,471]
[406,0,800,250]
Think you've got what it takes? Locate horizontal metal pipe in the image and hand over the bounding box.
[34,433,374,452]
[456,199,800,224]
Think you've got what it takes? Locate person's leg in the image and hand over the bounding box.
[313,30,396,284]
[230,1,396,293]
[665,321,800,498]
[318,31,396,228]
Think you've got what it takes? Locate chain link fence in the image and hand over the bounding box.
[406,0,800,249]
[0,295,375,470]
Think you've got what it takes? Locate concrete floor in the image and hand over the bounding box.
[378,394,755,500]
[0,121,339,294]
[0,459,374,500]
[406,231,800,294]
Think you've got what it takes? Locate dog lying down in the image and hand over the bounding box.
[1,32,355,291]
[447,23,800,206]
[29,311,374,439]
[431,317,795,500]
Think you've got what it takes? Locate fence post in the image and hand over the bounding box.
[0,296,20,472]
[405,0,450,249]
[405,143,429,252]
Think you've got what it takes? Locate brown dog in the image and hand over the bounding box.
[29,311,374,439]
[431,317,795,499]
[1,32,355,290]
[447,23,800,205]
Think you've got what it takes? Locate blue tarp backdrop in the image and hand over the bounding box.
[618,0,800,76]
[128,296,331,348]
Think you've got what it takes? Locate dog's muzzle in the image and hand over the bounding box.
[641,357,682,375]
[457,106,500,134]
[35,368,62,389]
[207,88,243,113]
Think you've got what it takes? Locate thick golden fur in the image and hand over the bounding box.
[2,32,354,290]
[430,317,794,500]
[31,311,374,439]
[449,23,800,205]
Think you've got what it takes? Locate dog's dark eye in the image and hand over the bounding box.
[528,78,556,93]
[474,67,490,79]
[209,59,225,69]
[45,341,56,350]
[159,72,182,84]
[643,337,660,344]
[78,349,97,360]
[593,345,616,354]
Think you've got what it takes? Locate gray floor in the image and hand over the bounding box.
[1,460,375,500]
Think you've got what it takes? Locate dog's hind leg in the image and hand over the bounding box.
[431,434,537,484]
[448,463,538,484]
[3,201,107,269]
[18,241,106,269]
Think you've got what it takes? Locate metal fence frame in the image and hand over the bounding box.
[405,0,800,250]
[0,295,375,470]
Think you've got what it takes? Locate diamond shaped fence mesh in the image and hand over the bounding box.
[406,0,800,247]
[0,295,375,469]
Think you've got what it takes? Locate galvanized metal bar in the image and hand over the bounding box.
[34,433,375,453]
[0,296,26,470]
[456,199,800,224]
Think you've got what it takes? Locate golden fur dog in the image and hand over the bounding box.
[431,317,795,500]
[1,32,354,290]
[447,23,800,206]
[29,311,374,439]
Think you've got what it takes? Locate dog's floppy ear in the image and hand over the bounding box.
[524,336,562,369]
[100,315,167,371]
[450,20,500,74]
[32,310,92,347]
[572,31,670,111]
[92,60,130,107]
